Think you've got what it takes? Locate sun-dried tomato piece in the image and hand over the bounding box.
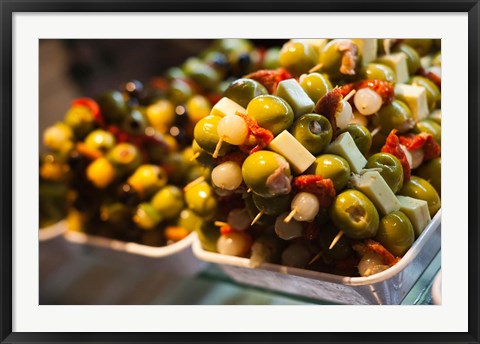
[340,80,395,104]
[314,87,343,138]
[337,39,359,75]
[360,239,401,266]
[381,129,411,180]
[399,132,441,161]
[293,175,336,208]
[243,68,293,94]
[236,112,274,154]
[220,224,233,235]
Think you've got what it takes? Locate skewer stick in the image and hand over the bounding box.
[370,126,382,137]
[343,89,356,102]
[214,221,229,227]
[212,136,224,159]
[329,230,344,250]
[189,152,200,162]
[384,39,392,56]
[250,209,265,226]
[183,176,205,192]
[283,207,297,223]
[308,63,324,73]
[308,251,323,265]
[246,187,252,193]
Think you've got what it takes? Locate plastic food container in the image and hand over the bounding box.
[64,230,206,277]
[193,210,442,305]
[431,270,442,305]
[39,220,68,242]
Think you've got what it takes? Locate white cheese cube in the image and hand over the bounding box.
[397,195,431,237]
[325,132,367,173]
[376,52,409,83]
[210,97,246,118]
[276,79,314,119]
[394,83,429,121]
[350,171,401,216]
[268,130,316,174]
[353,39,378,66]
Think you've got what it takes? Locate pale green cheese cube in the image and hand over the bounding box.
[397,195,431,237]
[394,83,429,121]
[210,97,246,118]
[325,132,367,173]
[276,79,314,119]
[268,130,316,174]
[350,171,401,216]
[376,52,409,83]
[353,39,378,66]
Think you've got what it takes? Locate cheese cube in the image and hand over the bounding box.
[268,130,316,174]
[353,39,378,66]
[276,79,314,119]
[210,97,246,118]
[397,195,431,237]
[350,171,401,216]
[325,132,367,173]
[376,52,409,83]
[394,83,429,121]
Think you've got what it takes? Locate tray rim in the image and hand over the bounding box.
[192,209,442,287]
[39,220,67,241]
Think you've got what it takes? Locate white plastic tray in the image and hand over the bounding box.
[39,220,68,241]
[431,270,442,305]
[63,229,206,277]
[193,210,442,305]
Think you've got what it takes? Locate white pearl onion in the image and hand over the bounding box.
[217,114,248,145]
[335,100,354,129]
[410,147,425,169]
[217,232,250,256]
[275,213,304,240]
[399,144,413,169]
[291,192,319,222]
[211,161,243,190]
[353,88,383,116]
[227,208,252,231]
[357,252,389,277]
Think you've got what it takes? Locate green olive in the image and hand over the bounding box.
[279,40,319,76]
[298,72,333,103]
[167,78,193,104]
[164,66,186,81]
[290,114,332,155]
[338,123,372,156]
[96,90,129,124]
[308,154,351,192]
[127,164,168,198]
[183,57,222,91]
[415,157,441,195]
[252,193,292,216]
[185,181,218,219]
[64,104,96,140]
[161,151,190,184]
[213,39,253,55]
[193,115,232,156]
[242,151,292,198]
[413,119,441,145]
[318,222,352,260]
[375,211,414,257]
[223,78,268,108]
[376,99,415,135]
[428,110,441,125]
[191,140,217,166]
[107,143,142,176]
[432,51,441,66]
[84,129,116,153]
[393,43,421,74]
[177,208,202,233]
[151,185,184,220]
[358,63,396,82]
[409,76,441,111]
[43,122,74,153]
[263,47,281,70]
[402,39,434,56]
[319,39,358,79]
[133,202,163,230]
[196,221,220,252]
[366,152,404,193]
[246,95,294,136]
[121,108,148,136]
[185,164,212,184]
[244,194,276,226]
[330,189,379,239]
[398,176,441,217]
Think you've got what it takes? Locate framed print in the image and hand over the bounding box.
[1,1,479,343]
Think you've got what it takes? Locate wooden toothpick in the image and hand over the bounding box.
[283,207,297,223]
[343,89,356,102]
[250,209,265,226]
[212,136,224,159]
[329,230,344,250]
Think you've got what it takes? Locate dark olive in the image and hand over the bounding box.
[223,78,268,108]
[96,90,129,124]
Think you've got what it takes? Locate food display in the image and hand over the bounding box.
[40,37,441,281]
[39,39,279,247]
[188,38,441,278]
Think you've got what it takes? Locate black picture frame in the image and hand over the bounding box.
[1,1,479,343]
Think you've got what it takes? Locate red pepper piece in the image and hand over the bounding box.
[293,175,336,208]
[314,87,343,138]
[243,68,293,94]
[399,132,441,161]
[71,98,103,126]
[381,129,411,180]
[340,80,395,104]
[236,112,274,154]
